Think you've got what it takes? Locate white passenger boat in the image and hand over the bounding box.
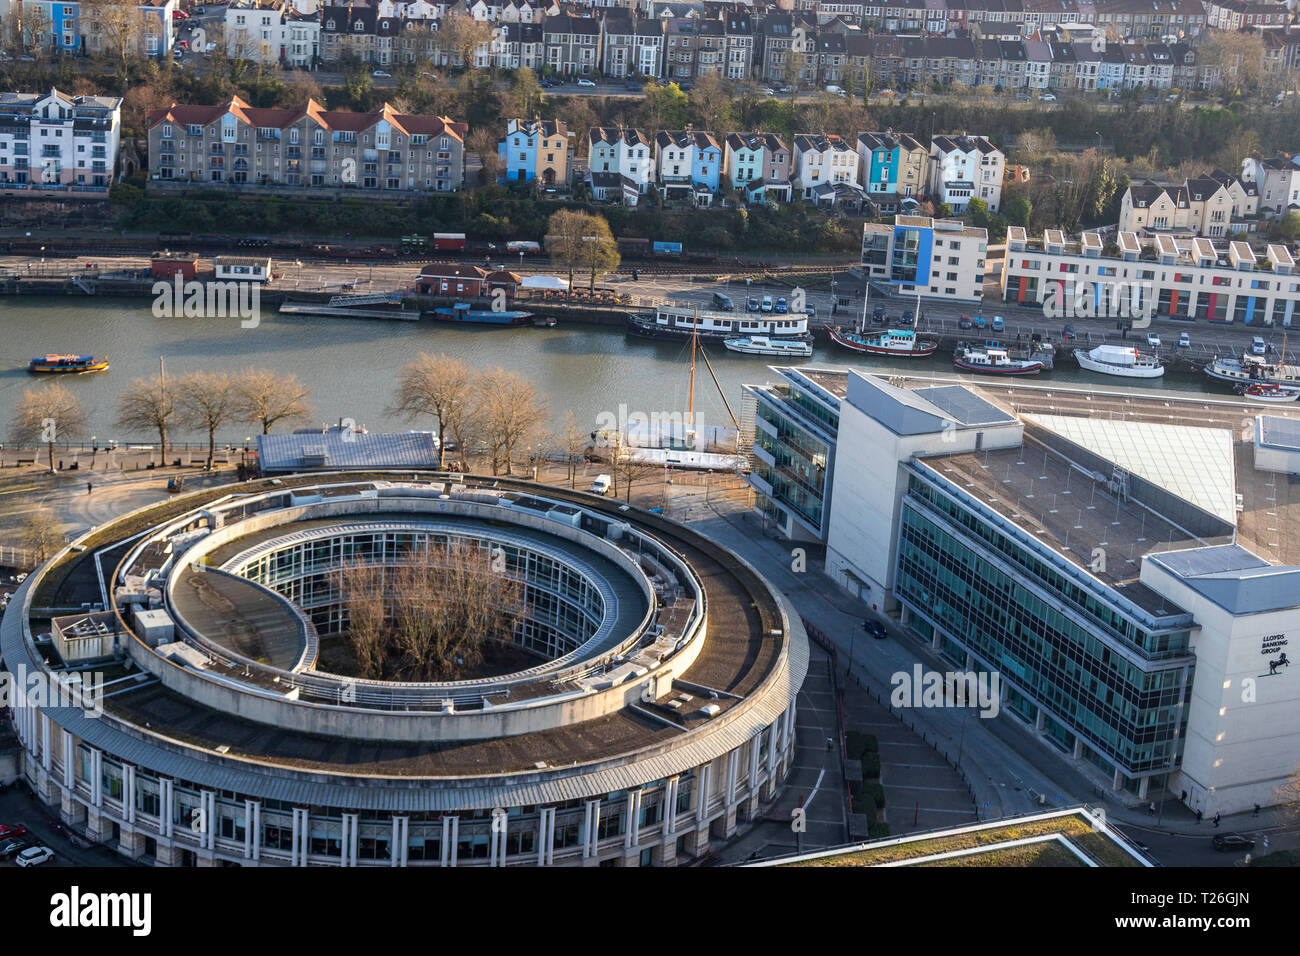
[723,335,814,357]
[1074,343,1165,378]
[953,345,1042,375]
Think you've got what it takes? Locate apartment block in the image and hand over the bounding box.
[0,88,121,197]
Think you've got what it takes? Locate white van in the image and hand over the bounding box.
[825,85,847,97]
[590,474,612,495]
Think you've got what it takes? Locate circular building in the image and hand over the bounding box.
[1,474,807,867]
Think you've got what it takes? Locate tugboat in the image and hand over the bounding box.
[952,344,1042,375]
[27,354,109,374]
[829,326,937,357]
[1237,381,1300,403]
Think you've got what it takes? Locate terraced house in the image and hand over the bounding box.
[498,117,569,186]
[0,88,121,197]
[654,129,721,203]
[18,0,177,57]
[146,96,465,194]
[723,131,792,202]
[543,12,601,77]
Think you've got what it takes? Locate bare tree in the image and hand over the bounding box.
[10,382,87,473]
[390,353,474,469]
[610,437,661,503]
[177,370,235,470]
[478,367,549,475]
[234,367,314,434]
[339,561,388,680]
[439,10,493,72]
[81,0,154,72]
[466,126,501,187]
[21,508,66,565]
[116,375,177,466]
[559,409,588,488]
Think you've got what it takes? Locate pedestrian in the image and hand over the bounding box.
[1254,803,1260,816]
[1148,801,1155,816]
[1196,809,1203,823]
[86,481,92,495]
[1263,835,1269,849]
[1213,812,1221,828]
[825,737,833,752]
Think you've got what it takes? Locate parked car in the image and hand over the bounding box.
[0,838,30,860]
[958,315,973,330]
[624,81,642,92]
[1212,833,1255,852]
[761,295,773,313]
[539,79,555,88]
[825,85,847,97]
[15,846,53,867]
[972,314,987,329]
[1178,332,1191,348]
[677,82,694,93]
[777,85,795,94]
[589,474,612,496]
[900,309,914,325]
[864,619,887,640]
[871,307,886,326]
[577,78,596,88]
[0,824,28,841]
[746,296,760,312]
[712,291,734,311]
[372,70,391,78]
[1147,332,1162,347]
[760,87,776,96]
[876,88,895,97]
[1039,92,1057,102]
[1252,336,1267,355]
[804,305,816,318]
[991,315,1005,332]
[775,296,788,314]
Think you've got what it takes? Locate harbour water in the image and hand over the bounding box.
[0,297,1244,442]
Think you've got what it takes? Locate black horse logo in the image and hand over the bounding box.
[1269,652,1290,676]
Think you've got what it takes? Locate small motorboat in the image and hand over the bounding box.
[27,354,109,374]
[1237,381,1300,403]
[952,345,1042,375]
[723,335,814,357]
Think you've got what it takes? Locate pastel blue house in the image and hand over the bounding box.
[497,118,569,187]
[21,0,175,56]
[855,130,928,198]
[654,130,721,205]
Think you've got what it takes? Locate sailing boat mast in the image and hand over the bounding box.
[689,306,698,426]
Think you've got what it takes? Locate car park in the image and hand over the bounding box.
[1147,332,1162,347]
[1212,834,1255,852]
[15,846,53,867]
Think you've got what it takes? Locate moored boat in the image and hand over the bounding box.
[1204,353,1300,389]
[953,345,1042,375]
[1074,343,1164,378]
[28,354,109,374]
[723,335,813,357]
[425,303,533,325]
[628,306,811,342]
[828,326,937,357]
[1237,381,1300,402]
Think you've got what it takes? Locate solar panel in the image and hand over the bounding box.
[1258,415,1300,452]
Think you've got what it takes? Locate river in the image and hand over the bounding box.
[0,297,1244,443]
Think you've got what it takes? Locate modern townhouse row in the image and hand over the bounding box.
[575,123,1003,211]
[226,0,322,68]
[0,87,122,197]
[144,95,466,193]
[1118,171,1259,238]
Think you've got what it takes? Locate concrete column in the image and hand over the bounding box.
[624,789,642,851]
[89,747,102,808]
[123,764,137,825]
[441,816,459,867]
[291,807,308,867]
[160,778,174,839]
[200,790,215,850]
[1112,768,1125,793]
[391,816,404,867]
[662,776,679,839]
[244,800,260,861]
[725,750,738,808]
[61,730,74,790]
[1034,710,1046,734]
[696,764,712,826]
[40,714,51,773]
[489,811,507,867]
[154,842,179,866]
[749,734,762,796]
[766,721,780,799]
[1137,776,1150,801]
[1073,738,1084,760]
[537,807,556,867]
[582,799,600,860]
[341,813,359,867]
[117,826,146,860]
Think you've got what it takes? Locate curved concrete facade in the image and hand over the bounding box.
[1,474,808,867]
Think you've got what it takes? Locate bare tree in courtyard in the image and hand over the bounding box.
[339,561,388,680]
[10,381,87,473]
[559,409,589,487]
[20,508,66,565]
[610,436,661,503]
[116,375,177,466]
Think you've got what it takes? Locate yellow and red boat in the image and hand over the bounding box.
[27,353,109,374]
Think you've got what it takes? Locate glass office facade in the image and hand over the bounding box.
[893,466,1195,787]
